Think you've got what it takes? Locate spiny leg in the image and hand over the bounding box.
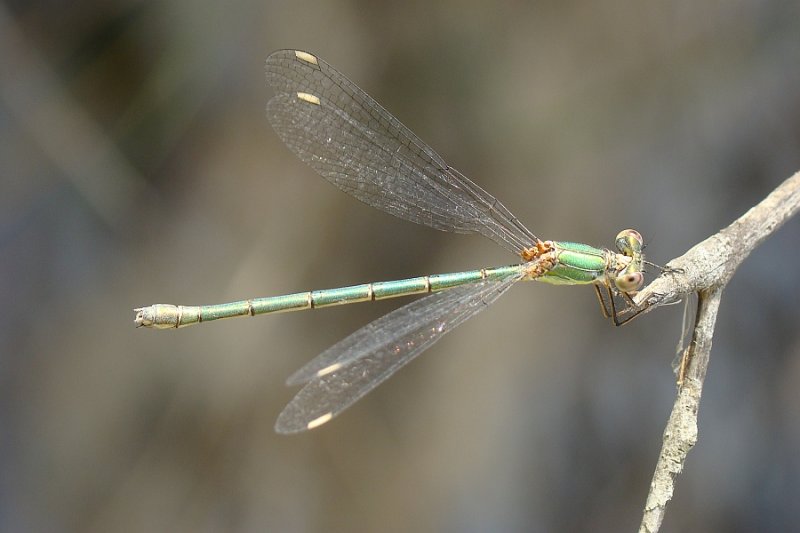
[606,285,624,326]
[613,291,651,326]
[645,261,685,276]
[600,285,649,327]
[593,284,612,319]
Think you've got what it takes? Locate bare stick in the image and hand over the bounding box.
[634,170,800,533]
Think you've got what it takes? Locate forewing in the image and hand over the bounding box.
[265,49,537,255]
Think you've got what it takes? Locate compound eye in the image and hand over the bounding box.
[615,271,644,292]
[616,229,643,244]
[615,229,644,255]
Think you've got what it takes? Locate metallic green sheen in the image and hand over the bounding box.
[139,264,529,328]
[311,284,371,307]
[485,264,526,280]
[554,241,606,256]
[429,270,485,290]
[200,300,252,321]
[537,241,608,286]
[252,292,311,314]
[372,277,429,299]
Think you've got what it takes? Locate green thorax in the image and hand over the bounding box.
[536,241,610,286]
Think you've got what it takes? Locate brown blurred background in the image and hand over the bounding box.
[2,1,800,531]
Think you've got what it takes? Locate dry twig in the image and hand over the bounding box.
[634,170,800,532]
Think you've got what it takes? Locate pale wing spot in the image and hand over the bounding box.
[307,412,333,430]
[316,362,343,378]
[294,50,319,65]
[297,92,321,105]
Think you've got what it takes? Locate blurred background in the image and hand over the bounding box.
[2,1,799,531]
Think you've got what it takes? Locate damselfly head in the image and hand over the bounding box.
[613,229,645,293]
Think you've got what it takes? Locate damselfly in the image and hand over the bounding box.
[135,50,647,434]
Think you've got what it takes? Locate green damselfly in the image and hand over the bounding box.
[135,50,647,434]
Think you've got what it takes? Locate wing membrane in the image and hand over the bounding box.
[275,273,522,434]
[265,49,537,255]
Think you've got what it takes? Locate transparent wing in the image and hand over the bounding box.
[275,273,523,434]
[265,49,537,256]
